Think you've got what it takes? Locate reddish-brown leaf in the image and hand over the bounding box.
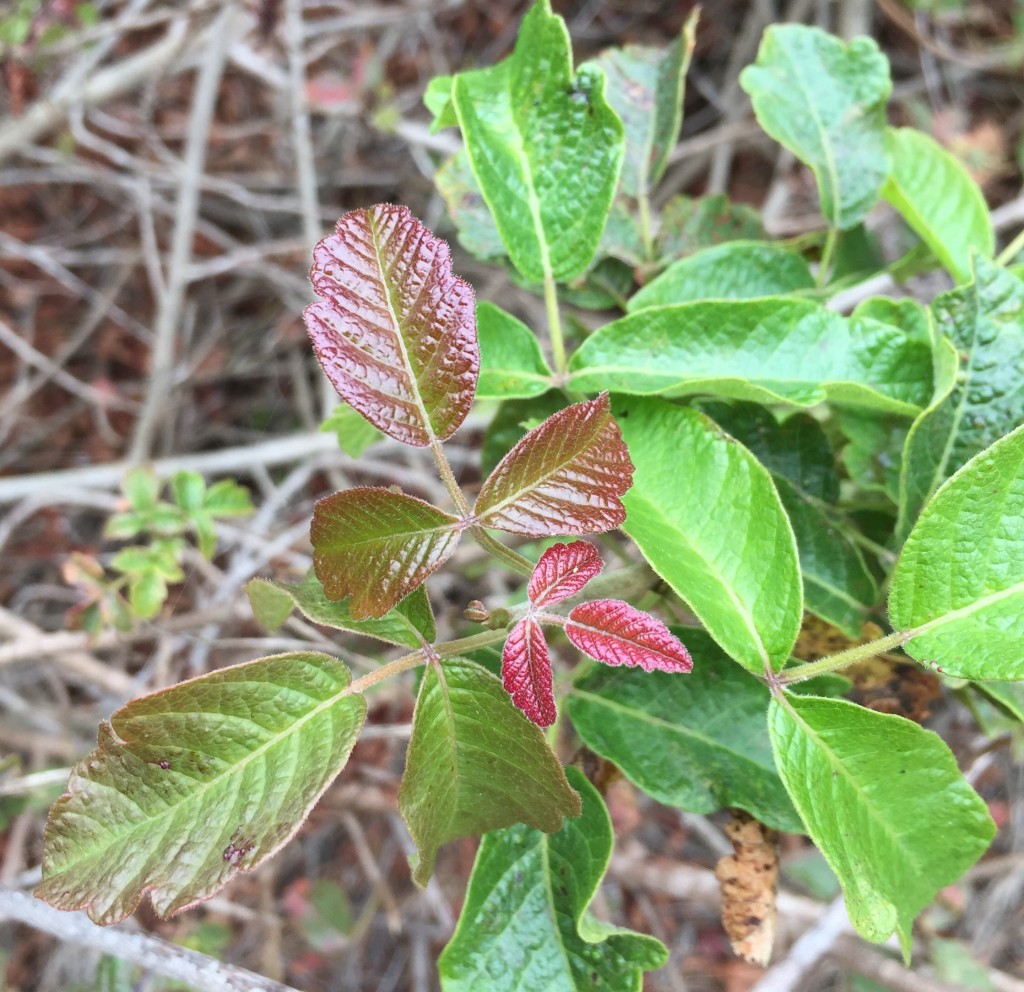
[501,618,557,727]
[305,204,479,446]
[528,540,603,607]
[473,394,634,535]
[565,600,693,673]
[311,487,460,618]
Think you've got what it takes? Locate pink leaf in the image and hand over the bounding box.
[565,600,693,673]
[311,487,461,618]
[501,618,556,727]
[528,540,603,607]
[474,394,634,536]
[305,204,478,447]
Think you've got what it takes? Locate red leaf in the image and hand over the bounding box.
[305,204,479,447]
[565,600,693,673]
[473,394,634,535]
[501,618,556,727]
[528,540,603,607]
[311,487,460,618]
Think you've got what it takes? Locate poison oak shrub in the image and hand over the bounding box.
[39,2,1024,985]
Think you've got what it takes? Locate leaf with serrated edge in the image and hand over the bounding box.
[616,398,802,674]
[304,203,478,446]
[528,540,603,607]
[569,299,933,415]
[769,695,994,956]
[474,394,634,536]
[569,630,802,831]
[898,260,1024,538]
[36,652,367,924]
[439,766,666,991]
[451,0,624,283]
[399,658,579,885]
[591,10,697,199]
[476,301,554,399]
[565,600,692,673]
[739,26,891,230]
[890,422,1024,680]
[882,127,993,283]
[311,488,460,618]
[502,618,556,727]
[246,572,434,647]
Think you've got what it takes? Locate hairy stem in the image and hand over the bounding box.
[430,439,470,516]
[544,267,567,377]
[776,628,911,685]
[468,526,534,576]
[996,225,1024,266]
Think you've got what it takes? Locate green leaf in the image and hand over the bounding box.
[615,398,802,673]
[319,403,384,458]
[590,10,697,199]
[890,423,1024,679]
[128,569,166,620]
[769,694,995,954]
[476,301,554,399]
[170,471,205,512]
[628,242,815,311]
[424,74,457,131]
[975,681,1024,722]
[438,766,666,991]
[311,488,460,619]
[123,468,159,512]
[451,0,624,282]
[435,149,506,262]
[37,652,367,924]
[882,127,993,283]
[837,408,907,503]
[568,630,801,831]
[655,194,764,267]
[739,25,891,229]
[569,299,934,415]
[191,513,217,561]
[246,571,435,647]
[399,658,580,885]
[898,259,1024,537]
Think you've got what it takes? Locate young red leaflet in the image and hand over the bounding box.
[501,618,557,727]
[565,599,693,673]
[528,540,603,607]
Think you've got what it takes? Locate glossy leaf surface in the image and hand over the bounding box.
[740,25,891,229]
[246,571,435,647]
[305,203,478,446]
[502,619,556,727]
[769,695,994,953]
[591,11,697,198]
[628,242,814,311]
[474,394,634,536]
[898,260,1024,535]
[528,540,603,607]
[399,658,580,885]
[616,398,802,674]
[451,0,624,282]
[568,630,801,831]
[476,301,554,399]
[37,653,366,924]
[890,423,1024,679]
[439,767,666,991]
[565,600,692,673]
[882,127,993,283]
[569,299,933,415]
[311,488,460,618]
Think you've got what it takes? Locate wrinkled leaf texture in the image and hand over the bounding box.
[528,539,604,607]
[565,600,693,673]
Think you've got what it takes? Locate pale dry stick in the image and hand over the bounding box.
[129,1,237,463]
[0,887,302,992]
[0,13,190,165]
[341,811,403,933]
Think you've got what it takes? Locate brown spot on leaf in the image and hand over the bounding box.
[715,811,778,966]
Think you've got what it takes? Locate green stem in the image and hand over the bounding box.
[346,627,509,695]
[468,525,534,577]
[430,440,470,516]
[816,225,839,288]
[776,628,911,685]
[996,226,1024,266]
[544,267,567,377]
